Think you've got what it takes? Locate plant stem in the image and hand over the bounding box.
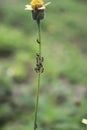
[34,20,41,130]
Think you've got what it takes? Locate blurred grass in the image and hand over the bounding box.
[0,0,87,130]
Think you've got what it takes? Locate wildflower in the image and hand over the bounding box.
[25,0,51,20]
[82,118,87,125]
[25,1,51,130]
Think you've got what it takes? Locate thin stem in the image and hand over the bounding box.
[38,21,41,57]
[34,20,41,130]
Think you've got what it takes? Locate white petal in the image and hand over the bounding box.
[38,2,51,10]
[82,119,87,125]
[25,8,32,10]
[25,5,29,7]
[25,5,33,10]
[44,2,51,7]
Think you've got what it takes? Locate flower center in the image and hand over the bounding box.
[30,0,44,8]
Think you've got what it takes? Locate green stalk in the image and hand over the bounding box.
[34,20,41,130]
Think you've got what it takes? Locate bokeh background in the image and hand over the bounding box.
[0,0,87,130]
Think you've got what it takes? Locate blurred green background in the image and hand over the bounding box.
[0,0,87,130]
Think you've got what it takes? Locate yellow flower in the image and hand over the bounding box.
[25,0,51,20]
[25,0,51,10]
[30,0,44,8]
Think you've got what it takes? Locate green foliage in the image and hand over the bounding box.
[0,25,23,54]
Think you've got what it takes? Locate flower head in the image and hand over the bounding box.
[25,0,51,11]
[25,0,51,20]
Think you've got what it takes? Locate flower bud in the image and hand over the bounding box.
[32,9,44,20]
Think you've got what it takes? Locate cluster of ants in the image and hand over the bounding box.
[35,53,44,73]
